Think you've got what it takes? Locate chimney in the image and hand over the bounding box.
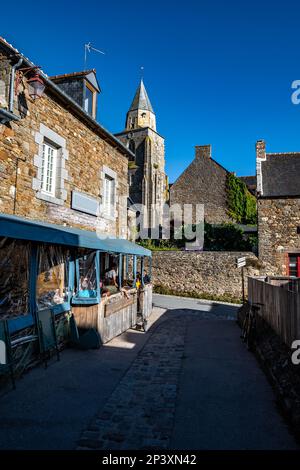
[195,145,212,159]
[256,140,266,160]
[256,140,266,196]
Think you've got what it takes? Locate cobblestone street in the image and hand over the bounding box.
[77,295,298,450]
[78,317,187,450]
[0,295,298,450]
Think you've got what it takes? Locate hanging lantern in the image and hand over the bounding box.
[27,72,45,100]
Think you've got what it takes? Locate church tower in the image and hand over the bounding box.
[125,79,156,131]
[115,79,167,232]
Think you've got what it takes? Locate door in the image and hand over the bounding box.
[288,254,300,277]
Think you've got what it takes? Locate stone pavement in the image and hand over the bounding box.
[0,295,298,450]
[77,296,299,450]
[77,317,186,450]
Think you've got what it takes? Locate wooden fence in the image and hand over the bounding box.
[248,277,300,346]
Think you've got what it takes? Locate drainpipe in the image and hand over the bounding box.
[9,57,23,113]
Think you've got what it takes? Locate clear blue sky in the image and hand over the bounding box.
[2,0,300,182]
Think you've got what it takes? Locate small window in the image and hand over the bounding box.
[84,86,93,115]
[84,82,96,117]
[41,142,57,196]
[103,174,115,217]
[288,254,300,277]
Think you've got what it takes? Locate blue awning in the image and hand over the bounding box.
[0,213,151,257]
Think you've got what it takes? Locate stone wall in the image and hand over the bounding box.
[258,198,300,275]
[0,48,129,237]
[170,145,233,224]
[152,251,261,301]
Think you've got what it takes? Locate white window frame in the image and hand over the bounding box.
[41,141,57,197]
[100,166,117,221]
[33,124,69,206]
[103,174,115,218]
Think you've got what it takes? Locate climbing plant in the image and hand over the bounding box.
[226,173,257,225]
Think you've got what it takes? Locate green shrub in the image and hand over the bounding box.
[226,173,257,225]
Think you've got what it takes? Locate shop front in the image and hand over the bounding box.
[0,214,152,376]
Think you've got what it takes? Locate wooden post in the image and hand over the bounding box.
[118,254,122,288]
[241,266,245,304]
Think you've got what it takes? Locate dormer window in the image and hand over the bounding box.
[84,81,96,118]
[50,69,101,120]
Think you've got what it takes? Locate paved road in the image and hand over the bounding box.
[0,295,298,449]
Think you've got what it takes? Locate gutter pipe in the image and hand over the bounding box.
[9,57,23,113]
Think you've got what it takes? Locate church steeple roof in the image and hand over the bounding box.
[128,79,154,113]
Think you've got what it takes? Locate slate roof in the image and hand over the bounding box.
[49,70,96,80]
[261,153,300,197]
[50,69,101,93]
[128,79,154,113]
[239,175,256,194]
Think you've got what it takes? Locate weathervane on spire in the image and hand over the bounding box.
[84,42,105,70]
[140,66,144,80]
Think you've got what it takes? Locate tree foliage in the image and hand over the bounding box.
[138,222,257,252]
[226,173,257,225]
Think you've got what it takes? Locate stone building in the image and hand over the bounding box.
[0,36,134,238]
[0,36,152,365]
[170,144,233,224]
[256,140,300,275]
[115,79,167,231]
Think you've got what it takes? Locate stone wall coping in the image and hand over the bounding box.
[153,250,256,256]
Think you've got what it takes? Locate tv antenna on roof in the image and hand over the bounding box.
[84,42,105,70]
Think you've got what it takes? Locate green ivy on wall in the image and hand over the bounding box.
[226,173,257,225]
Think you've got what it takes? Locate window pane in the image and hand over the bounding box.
[77,252,97,298]
[37,246,69,310]
[0,239,30,319]
[289,255,298,277]
[103,175,114,216]
[41,142,57,196]
[84,86,93,115]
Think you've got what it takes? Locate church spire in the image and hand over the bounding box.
[126,79,156,131]
[129,79,154,113]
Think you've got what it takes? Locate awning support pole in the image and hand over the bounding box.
[118,253,123,288]
[141,256,145,287]
[149,257,152,281]
[133,255,137,286]
[29,244,38,323]
[96,250,101,299]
